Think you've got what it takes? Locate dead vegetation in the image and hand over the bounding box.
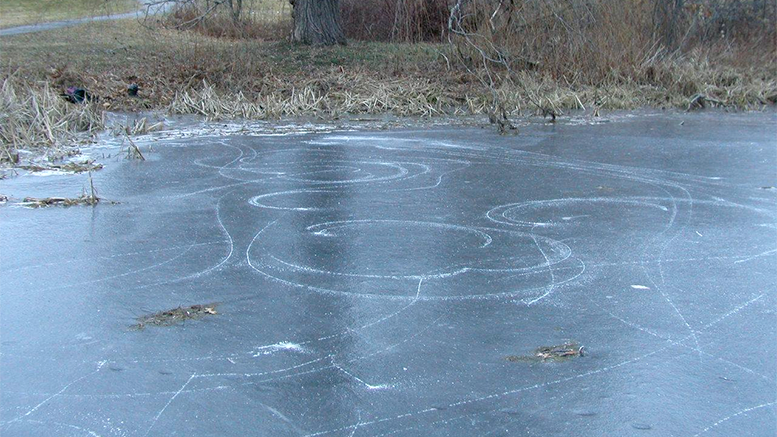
[0,2,773,133]
[0,76,104,164]
[17,172,115,207]
[20,159,103,173]
[506,342,585,363]
[165,56,776,121]
[130,303,219,330]
[447,0,776,127]
[119,117,165,136]
[124,135,146,160]
[169,75,451,119]
[21,194,101,207]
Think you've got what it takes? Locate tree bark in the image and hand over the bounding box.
[290,0,346,45]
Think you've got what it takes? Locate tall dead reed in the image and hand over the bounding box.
[0,77,104,163]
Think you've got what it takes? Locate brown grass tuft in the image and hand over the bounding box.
[0,76,104,164]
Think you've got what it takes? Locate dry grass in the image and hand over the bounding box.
[505,342,585,363]
[0,13,774,132]
[124,135,146,160]
[0,76,104,164]
[169,73,451,119]
[20,159,103,173]
[20,171,102,207]
[118,117,165,136]
[168,51,776,120]
[21,194,101,207]
[130,303,219,330]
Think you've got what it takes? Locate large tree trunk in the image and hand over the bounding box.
[290,0,346,45]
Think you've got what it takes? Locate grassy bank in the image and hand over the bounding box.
[0,0,140,29]
[0,15,775,163]
[3,20,774,115]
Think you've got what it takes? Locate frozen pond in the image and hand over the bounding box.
[1,112,776,436]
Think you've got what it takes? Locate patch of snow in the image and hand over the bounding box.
[251,341,306,357]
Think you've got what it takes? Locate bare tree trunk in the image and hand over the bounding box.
[289,0,346,45]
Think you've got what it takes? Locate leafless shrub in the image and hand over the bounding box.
[341,0,451,42]
[446,0,775,122]
[449,0,775,81]
[654,0,776,48]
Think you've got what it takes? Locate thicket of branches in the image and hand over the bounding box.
[446,0,775,81]
[152,0,775,48]
[340,0,450,41]
[443,0,774,124]
[136,0,775,122]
